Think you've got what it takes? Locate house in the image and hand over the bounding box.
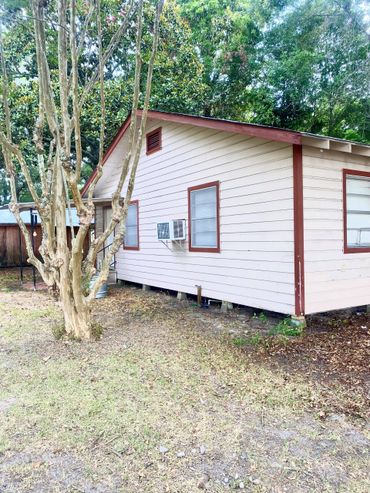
[0,207,87,267]
[83,110,370,322]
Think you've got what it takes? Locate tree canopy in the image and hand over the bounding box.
[0,0,369,204]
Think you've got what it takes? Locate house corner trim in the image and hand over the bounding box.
[293,144,305,316]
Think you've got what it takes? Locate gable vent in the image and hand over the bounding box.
[146,128,162,154]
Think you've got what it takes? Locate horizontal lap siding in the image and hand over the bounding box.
[95,120,295,314]
[303,147,370,313]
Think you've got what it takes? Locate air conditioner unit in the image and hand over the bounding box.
[156,220,186,241]
[171,219,186,240]
[156,222,171,241]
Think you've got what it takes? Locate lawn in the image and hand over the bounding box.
[0,269,369,492]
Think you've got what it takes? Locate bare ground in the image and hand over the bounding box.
[0,270,369,492]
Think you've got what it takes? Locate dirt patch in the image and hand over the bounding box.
[0,450,121,493]
[0,397,17,413]
[235,310,370,418]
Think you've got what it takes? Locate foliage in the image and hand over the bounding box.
[177,0,288,118]
[253,311,268,324]
[268,318,304,337]
[247,0,370,142]
[0,0,206,204]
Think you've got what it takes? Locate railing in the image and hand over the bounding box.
[96,242,116,271]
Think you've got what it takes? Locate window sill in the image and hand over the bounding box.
[344,246,370,254]
[189,246,220,253]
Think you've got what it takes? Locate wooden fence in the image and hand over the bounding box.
[0,225,90,267]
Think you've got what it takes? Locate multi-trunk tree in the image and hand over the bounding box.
[0,0,164,340]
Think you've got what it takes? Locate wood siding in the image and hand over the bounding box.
[303,146,370,313]
[94,120,295,314]
[0,225,89,267]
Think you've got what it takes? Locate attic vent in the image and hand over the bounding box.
[146,127,162,155]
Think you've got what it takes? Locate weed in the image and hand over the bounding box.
[90,321,104,340]
[52,323,66,340]
[269,318,304,337]
[258,312,268,324]
[253,311,268,324]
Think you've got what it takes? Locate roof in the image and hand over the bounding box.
[0,207,80,227]
[82,109,370,196]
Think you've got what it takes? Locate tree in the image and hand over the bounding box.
[247,0,370,142]
[177,0,289,119]
[0,0,164,340]
[0,0,205,205]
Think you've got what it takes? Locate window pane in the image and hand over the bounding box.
[125,226,137,246]
[125,203,138,247]
[190,186,217,248]
[104,208,114,251]
[127,204,137,227]
[347,213,370,229]
[346,175,370,247]
[193,230,217,248]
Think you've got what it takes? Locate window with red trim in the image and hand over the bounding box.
[146,127,161,155]
[188,182,220,252]
[124,201,139,250]
[343,169,370,253]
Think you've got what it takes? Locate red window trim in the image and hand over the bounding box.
[188,181,220,253]
[123,200,140,251]
[146,127,162,155]
[343,168,370,254]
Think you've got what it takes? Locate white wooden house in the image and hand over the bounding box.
[83,110,370,321]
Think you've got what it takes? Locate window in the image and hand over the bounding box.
[146,127,162,155]
[124,200,139,250]
[343,169,370,253]
[103,207,114,256]
[188,181,220,252]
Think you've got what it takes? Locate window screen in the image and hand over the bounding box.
[346,173,370,248]
[124,202,139,248]
[190,185,218,250]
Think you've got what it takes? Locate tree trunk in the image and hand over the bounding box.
[60,291,92,340]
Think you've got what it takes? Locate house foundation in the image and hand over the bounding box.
[221,301,233,313]
[291,314,306,328]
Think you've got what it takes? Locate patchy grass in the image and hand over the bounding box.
[0,267,43,290]
[232,334,263,346]
[0,275,369,492]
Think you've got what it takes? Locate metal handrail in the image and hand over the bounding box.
[97,242,116,270]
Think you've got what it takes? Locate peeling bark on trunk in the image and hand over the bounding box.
[60,288,92,340]
[0,0,164,340]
